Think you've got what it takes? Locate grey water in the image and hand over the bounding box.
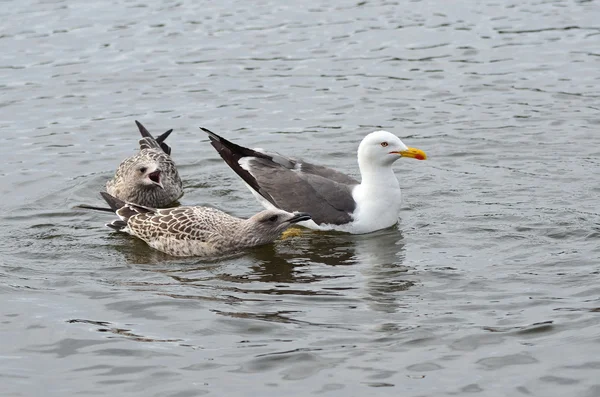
[1,0,600,396]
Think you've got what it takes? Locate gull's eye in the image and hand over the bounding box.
[380,142,389,147]
[268,215,278,222]
[139,167,147,174]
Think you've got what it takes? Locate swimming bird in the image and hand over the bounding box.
[98,192,312,257]
[106,121,183,207]
[202,128,426,234]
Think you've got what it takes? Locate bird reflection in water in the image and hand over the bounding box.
[351,228,414,314]
[246,226,413,314]
[110,224,414,317]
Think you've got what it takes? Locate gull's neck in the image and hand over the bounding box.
[232,219,253,244]
[351,160,402,234]
[358,161,399,190]
[235,219,273,247]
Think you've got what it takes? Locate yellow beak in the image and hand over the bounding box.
[395,147,427,160]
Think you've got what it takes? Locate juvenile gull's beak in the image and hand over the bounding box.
[393,147,427,160]
[148,170,164,189]
[288,212,311,223]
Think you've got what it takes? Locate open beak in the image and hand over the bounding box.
[288,212,312,223]
[148,170,164,189]
[393,147,427,160]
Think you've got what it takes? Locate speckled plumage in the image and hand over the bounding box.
[99,192,311,257]
[106,121,183,208]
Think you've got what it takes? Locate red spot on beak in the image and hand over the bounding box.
[415,154,425,160]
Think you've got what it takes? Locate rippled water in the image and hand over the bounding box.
[2,0,600,395]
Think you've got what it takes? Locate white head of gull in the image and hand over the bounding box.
[352,130,427,234]
[203,128,426,234]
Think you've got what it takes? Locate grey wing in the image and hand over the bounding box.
[247,157,357,225]
[295,161,358,185]
[127,207,213,241]
[264,151,359,185]
[204,128,357,225]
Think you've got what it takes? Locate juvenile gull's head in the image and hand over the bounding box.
[125,158,164,190]
[243,209,311,245]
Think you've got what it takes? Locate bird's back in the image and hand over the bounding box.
[124,206,241,256]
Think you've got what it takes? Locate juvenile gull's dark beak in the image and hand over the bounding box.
[288,212,311,223]
[148,170,164,189]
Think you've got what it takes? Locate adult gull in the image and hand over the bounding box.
[202,128,426,234]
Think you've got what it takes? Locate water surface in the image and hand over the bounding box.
[2,0,600,396]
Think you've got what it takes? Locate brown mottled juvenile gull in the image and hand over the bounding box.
[106,121,183,208]
[98,192,312,257]
[202,128,427,234]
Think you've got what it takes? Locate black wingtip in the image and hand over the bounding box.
[200,127,228,146]
[100,192,126,212]
[200,127,278,207]
[135,120,152,139]
[106,220,127,231]
[200,127,267,159]
[136,121,173,155]
[200,127,219,142]
[155,129,173,155]
[77,204,114,212]
[156,129,173,144]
